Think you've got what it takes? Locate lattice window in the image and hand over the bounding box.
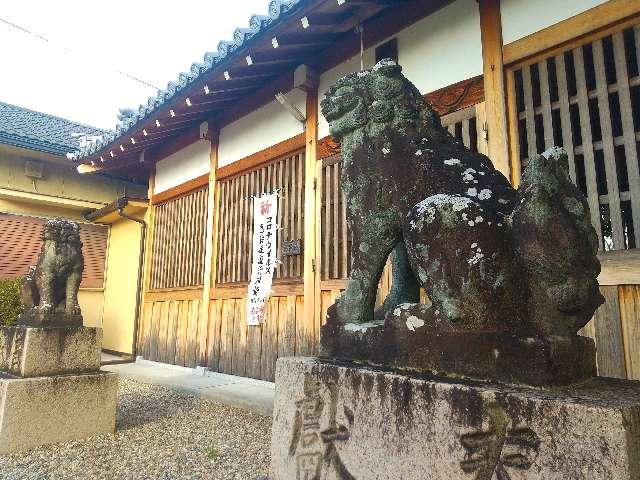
[442,104,483,153]
[150,188,208,289]
[510,25,640,251]
[215,150,305,285]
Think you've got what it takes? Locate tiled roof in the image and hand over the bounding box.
[0,101,109,156]
[73,0,304,161]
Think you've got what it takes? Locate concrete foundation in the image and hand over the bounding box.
[0,326,101,377]
[0,371,117,454]
[271,357,640,480]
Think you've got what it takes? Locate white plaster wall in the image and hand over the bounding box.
[218,88,306,168]
[318,0,483,138]
[153,139,211,194]
[501,0,608,44]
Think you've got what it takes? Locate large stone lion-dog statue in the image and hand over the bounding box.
[319,59,603,347]
[19,219,84,326]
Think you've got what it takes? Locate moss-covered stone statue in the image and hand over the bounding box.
[18,219,84,327]
[319,59,603,385]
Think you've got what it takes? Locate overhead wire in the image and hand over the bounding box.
[0,16,160,90]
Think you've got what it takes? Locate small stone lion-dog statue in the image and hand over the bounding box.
[18,219,84,327]
[319,60,603,385]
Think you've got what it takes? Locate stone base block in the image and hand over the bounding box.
[271,357,640,480]
[321,317,596,386]
[0,371,117,454]
[0,326,101,377]
[17,309,83,328]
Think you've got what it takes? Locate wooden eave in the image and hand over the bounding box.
[79,0,451,180]
[85,196,149,224]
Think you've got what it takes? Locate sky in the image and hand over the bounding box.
[0,1,268,130]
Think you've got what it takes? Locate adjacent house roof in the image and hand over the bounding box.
[0,101,108,157]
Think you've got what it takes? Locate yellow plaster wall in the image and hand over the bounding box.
[0,146,146,206]
[78,289,105,328]
[100,217,143,354]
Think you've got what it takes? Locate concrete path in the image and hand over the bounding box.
[103,358,275,416]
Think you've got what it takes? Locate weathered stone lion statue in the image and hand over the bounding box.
[19,219,84,327]
[319,60,603,385]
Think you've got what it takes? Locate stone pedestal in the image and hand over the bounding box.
[0,326,117,454]
[271,357,640,480]
[0,326,101,377]
[0,372,117,454]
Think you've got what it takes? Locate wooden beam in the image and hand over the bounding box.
[503,0,640,66]
[150,173,209,205]
[216,133,306,180]
[302,87,319,355]
[199,129,219,366]
[478,0,510,180]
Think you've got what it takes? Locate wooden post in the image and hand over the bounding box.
[303,87,319,355]
[478,0,511,180]
[200,127,219,366]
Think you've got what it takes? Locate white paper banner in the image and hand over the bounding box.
[247,192,278,325]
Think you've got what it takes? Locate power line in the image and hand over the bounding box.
[0,16,160,90]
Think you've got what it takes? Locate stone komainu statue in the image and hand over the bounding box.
[19,219,84,327]
[319,60,603,383]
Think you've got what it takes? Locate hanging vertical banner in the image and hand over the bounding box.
[247,192,279,325]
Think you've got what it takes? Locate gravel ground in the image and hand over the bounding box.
[0,378,272,480]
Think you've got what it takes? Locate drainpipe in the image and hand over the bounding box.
[116,200,146,359]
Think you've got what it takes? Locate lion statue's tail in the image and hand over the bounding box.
[511,147,604,336]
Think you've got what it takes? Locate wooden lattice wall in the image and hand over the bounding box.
[150,187,208,289]
[509,25,640,252]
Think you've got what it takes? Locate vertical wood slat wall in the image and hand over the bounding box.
[509,24,640,252]
[149,187,208,289]
[215,151,305,284]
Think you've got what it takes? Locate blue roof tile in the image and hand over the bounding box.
[0,101,109,157]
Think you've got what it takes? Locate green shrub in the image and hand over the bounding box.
[0,278,23,326]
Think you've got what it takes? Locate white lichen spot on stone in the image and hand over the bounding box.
[468,251,484,265]
[344,321,383,333]
[411,194,475,229]
[479,171,486,176]
[462,213,468,220]
[405,316,425,332]
[498,223,503,227]
[444,158,460,165]
[478,189,492,200]
[382,147,390,155]
[475,216,483,223]
[415,150,423,156]
[467,188,478,197]
[471,243,478,249]
[498,198,510,204]
[493,348,500,359]
[542,146,565,161]
[393,307,402,317]
[468,220,475,226]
